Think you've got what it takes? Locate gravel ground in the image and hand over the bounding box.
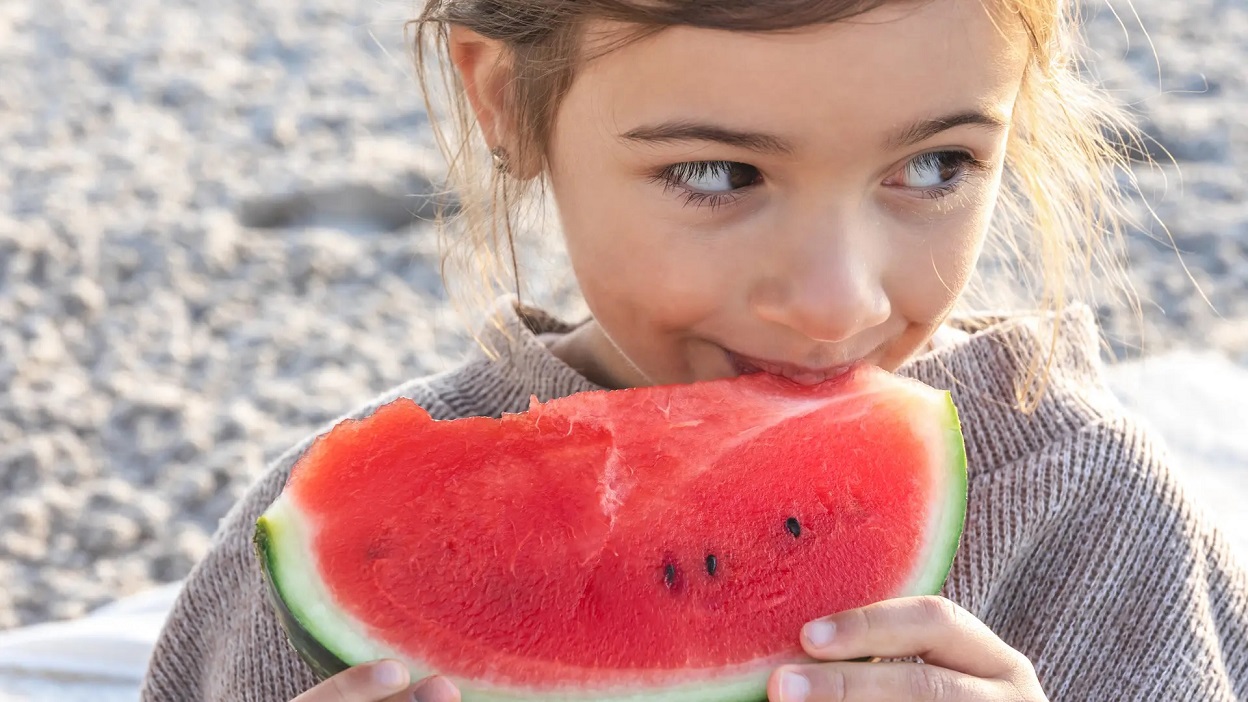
[2,0,1246,630]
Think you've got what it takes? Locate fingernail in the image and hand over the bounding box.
[412,675,456,702]
[803,620,836,648]
[372,660,408,690]
[780,670,811,702]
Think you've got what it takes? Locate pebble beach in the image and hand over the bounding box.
[2,0,1246,636]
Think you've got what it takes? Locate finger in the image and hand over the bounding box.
[770,661,1015,702]
[799,596,1027,679]
[404,675,462,702]
[293,660,410,702]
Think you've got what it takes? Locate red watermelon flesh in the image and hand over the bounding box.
[255,365,967,701]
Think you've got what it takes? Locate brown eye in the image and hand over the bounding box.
[666,161,761,193]
[883,150,991,200]
[898,151,972,188]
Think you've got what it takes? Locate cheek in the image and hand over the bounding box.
[549,167,735,334]
[873,216,984,372]
[551,182,730,341]
[564,222,732,335]
[887,204,991,326]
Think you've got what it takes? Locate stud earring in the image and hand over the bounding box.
[491,146,510,174]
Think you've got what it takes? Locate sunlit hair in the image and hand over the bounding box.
[410,0,1148,412]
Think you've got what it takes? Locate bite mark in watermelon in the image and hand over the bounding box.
[255,365,967,701]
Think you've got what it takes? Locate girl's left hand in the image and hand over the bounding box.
[769,596,1048,702]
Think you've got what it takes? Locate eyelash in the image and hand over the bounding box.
[903,151,993,200]
[650,151,992,209]
[649,161,758,211]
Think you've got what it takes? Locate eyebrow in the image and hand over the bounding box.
[619,122,795,155]
[618,110,1008,155]
[885,110,1009,149]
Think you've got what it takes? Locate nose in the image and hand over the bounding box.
[749,219,891,344]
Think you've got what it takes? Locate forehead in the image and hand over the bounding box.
[565,0,1029,152]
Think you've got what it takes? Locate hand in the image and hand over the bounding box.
[768,596,1048,701]
[291,660,461,702]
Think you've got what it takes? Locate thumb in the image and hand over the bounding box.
[405,675,461,702]
[293,660,410,702]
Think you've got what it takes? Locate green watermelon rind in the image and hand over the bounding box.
[254,511,354,680]
[898,392,967,597]
[255,380,968,702]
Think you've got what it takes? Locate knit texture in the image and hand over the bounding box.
[140,299,1248,701]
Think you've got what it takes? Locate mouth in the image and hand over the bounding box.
[725,350,859,386]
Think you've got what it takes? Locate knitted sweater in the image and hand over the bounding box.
[141,300,1248,701]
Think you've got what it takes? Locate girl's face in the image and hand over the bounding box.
[545,0,1029,387]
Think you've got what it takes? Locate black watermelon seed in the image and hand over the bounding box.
[705,554,718,576]
[664,562,677,589]
[786,517,802,538]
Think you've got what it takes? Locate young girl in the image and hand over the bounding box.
[141,0,1248,700]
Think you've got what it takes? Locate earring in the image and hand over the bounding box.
[491,146,510,174]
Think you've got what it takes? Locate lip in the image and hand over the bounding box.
[725,351,860,386]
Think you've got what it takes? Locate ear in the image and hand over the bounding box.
[448,26,522,168]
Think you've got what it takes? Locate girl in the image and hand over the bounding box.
[141,0,1248,700]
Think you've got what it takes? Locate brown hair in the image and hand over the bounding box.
[410,0,1146,411]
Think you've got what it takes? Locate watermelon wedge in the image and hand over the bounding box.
[254,365,967,701]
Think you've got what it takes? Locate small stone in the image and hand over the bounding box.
[1,533,46,561]
[78,512,143,555]
[169,469,216,506]
[62,277,107,319]
[0,444,45,492]
[47,599,87,622]
[86,477,139,512]
[1142,106,1231,163]
[0,495,50,542]
[149,526,211,581]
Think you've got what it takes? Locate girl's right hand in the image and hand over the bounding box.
[291,659,461,702]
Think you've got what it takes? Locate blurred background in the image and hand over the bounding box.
[0,0,1245,685]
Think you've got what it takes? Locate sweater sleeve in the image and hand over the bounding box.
[139,462,317,701]
[140,377,454,702]
[980,417,1248,702]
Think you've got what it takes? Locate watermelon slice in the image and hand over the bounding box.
[254,365,966,701]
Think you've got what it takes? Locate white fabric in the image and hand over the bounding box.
[0,582,183,700]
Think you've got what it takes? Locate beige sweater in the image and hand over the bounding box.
[141,300,1248,701]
